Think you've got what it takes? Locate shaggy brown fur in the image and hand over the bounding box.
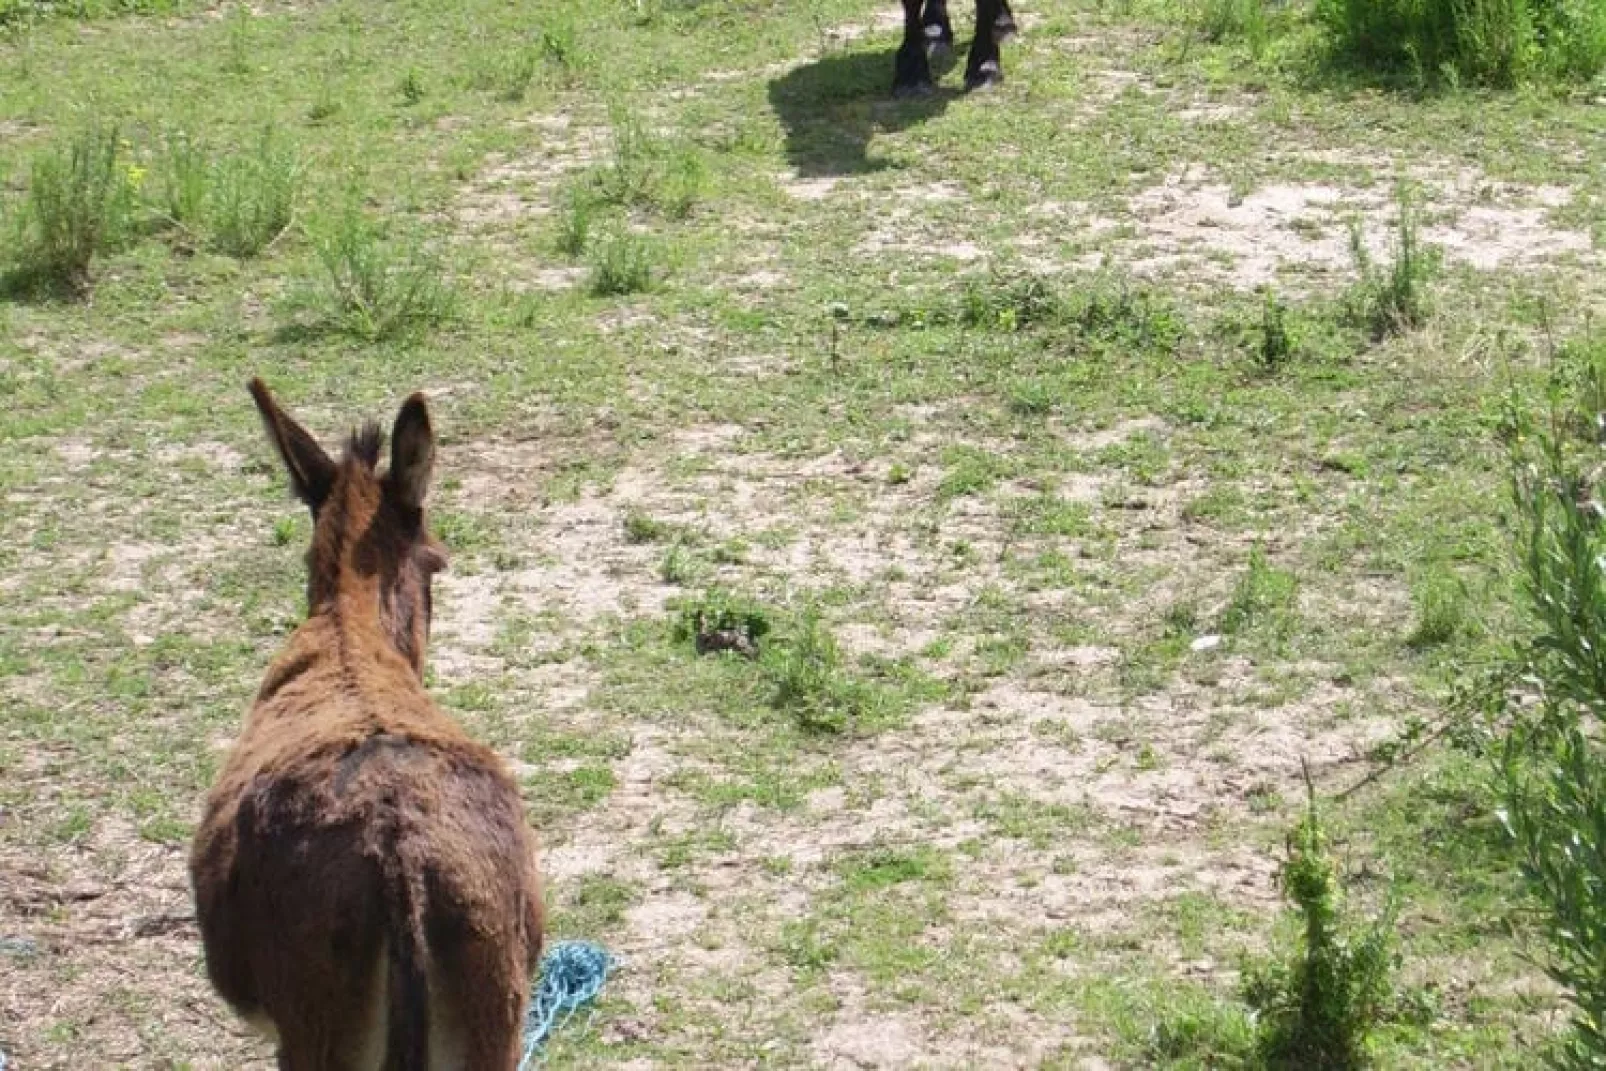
[190,380,543,1070]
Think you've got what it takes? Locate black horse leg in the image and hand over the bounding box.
[922,0,954,56]
[994,0,1017,39]
[893,0,935,96]
[964,0,1004,90]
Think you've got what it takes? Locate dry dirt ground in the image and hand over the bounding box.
[1,0,1599,1067]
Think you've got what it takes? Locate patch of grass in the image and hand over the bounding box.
[762,605,866,733]
[1242,784,1399,1068]
[553,181,595,258]
[588,232,657,296]
[522,762,617,826]
[937,445,1015,501]
[1406,565,1470,648]
[221,3,254,75]
[835,845,952,892]
[5,121,138,296]
[499,46,538,102]
[1007,377,1057,415]
[154,127,209,234]
[1220,543,1300,641]
[304,199,453,340]
[1199,0,1272,57]
[623,509,674,544]
[559,874,639,935]
[206,128,298,257]
[659,540,698,584]
[1009,492,1094,537]
[960,268,1064,331]
[1348,186,1438,340]
[589,108,705,218]
[975,793,1098,849]
[1256,288,1297,372]
[399,67,425,106]
[1319,0,1606,85]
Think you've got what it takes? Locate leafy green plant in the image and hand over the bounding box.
[1348,187,1438,340]
[1496,385,1606,1064]
[307,199,453,340]
[671,587,773,655]
[6,121,138,296]
[1318,0,1606,84]
[763,605,874,733]
[207,128,298,257]
[155,127,209,234]
[588,232,656,296]
[1243,782,1399,1069]
[1220,543,1299,638]
[1257,288,1296,372]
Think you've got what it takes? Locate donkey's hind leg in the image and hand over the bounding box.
[431,933,530,1071]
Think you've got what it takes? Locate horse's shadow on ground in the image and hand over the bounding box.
[767,46,960,178]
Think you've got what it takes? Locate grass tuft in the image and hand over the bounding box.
[1242,781,1399,1068]
[1220,543,1300,640]
[1319,0,1606,85]
[5,122,138,296]
[305,198,453,340]
[588,232,657,296]
[1348,186,1438,340]
[207,128,298,257]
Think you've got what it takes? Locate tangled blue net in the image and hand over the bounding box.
[518,940,614,1069]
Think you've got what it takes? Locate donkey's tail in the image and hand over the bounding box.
[383,848,431,1071]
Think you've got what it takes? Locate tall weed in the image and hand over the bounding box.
[307,200,452,340]
[207,129,298,257]
[1243,783,1399,1068]
[6,122,138,296]
[1497,359,1606,1063]
[1319,0,1606,84]
[1347,186,1438,339]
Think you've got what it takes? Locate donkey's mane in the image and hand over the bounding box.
[345,422,383,469]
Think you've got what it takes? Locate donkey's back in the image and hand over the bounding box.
[190,382,542,1071]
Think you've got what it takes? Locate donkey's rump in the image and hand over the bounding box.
[194,732,540,1067]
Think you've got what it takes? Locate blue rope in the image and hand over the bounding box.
[518,940,614,1069]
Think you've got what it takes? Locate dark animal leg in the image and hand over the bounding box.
[894,0,935,96]
[964,0,1004,90]
[994,0,1017,40]
[922,0,954,56]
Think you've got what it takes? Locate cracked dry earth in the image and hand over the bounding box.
[422,413,1407,1067]
[0,0,1595,1067]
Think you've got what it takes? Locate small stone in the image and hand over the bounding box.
[1190,634,1222,652]
[0,935,39,959]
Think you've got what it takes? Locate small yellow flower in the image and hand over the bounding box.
[126,164,147,190]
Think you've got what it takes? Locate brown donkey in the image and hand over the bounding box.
[190,380,543,1070]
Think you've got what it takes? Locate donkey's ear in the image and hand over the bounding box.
[248,378,336,515]
[387,392,434,511]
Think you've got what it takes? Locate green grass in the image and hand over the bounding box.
[302,197,453,339]
[4,121,137,295]
[0,0,1594,1063]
